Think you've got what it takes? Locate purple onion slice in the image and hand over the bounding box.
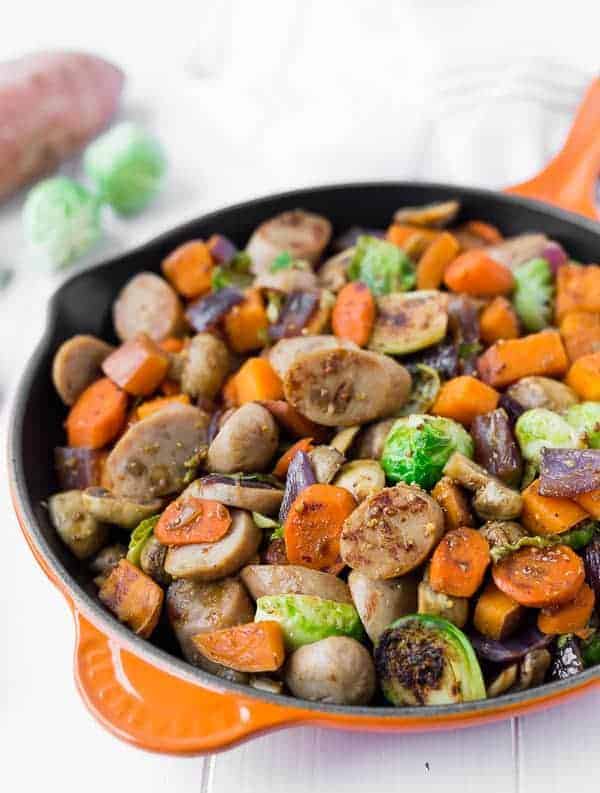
[269,290,320,340]
[208,234,238,264]
[583,536,600,603]
[539,448,600,497]
[542,241,568,274]
[470,625,553,664]
[278,450,316,523]
[185,287,243,332]
[200,473,283,491]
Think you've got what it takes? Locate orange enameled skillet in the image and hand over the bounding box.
[8,78,600,755]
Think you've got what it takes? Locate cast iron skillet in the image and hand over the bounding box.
[8,79,600,755]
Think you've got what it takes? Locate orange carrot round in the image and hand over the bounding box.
[273,438,314,478]
[332,282,376,347]
[284,484,356,571]
[192,621,285,673]
[538,582,595,635]
[492,545,585,608]
[429,527,490,597]
[444,249,514,297]
[65,377,128,449]
[480,297,520,345]
[155,496,231,546]
[416,231,460,290]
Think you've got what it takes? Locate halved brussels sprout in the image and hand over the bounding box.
[48,490,108,560]
[82,487,163,529]
[397,364,441,417]
[254,594,364,650]
[381,414,473,490]
[368,291,448,355]
[333,459,385,502]
[348,235,416,296]
[126,515,160,567]
[374,614,486,706]
[565,402,600,449]
[515,408,585,468]
[512,258,554,332]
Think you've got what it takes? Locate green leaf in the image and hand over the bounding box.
[270,251,294,272]
[126,515,160,567]
[349,235,416,296]
[252,511,283,540]
[490,523,597,563]
[582,633,600,667]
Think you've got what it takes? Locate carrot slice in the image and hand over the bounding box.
[477,331,568,388]
[565,351,600,400]
[98,559,164,638]
[429,527,490,597]
[492,545,585,608]
[155,496,231,546]
[538,582,595,635]
[284,484,356,571]
[332,282,376,347]
[416,231,460,290]
[65,377,128,449]
[444,250,514,297]
[479,297,520,345]
[521,479,589,536]
[431,375,499,426]
[273,437,314,478]
[463,220,503,244]
[102,333,170,396]
[387,224,439,256]
[136,394,190,420]
[159,337,185,353]
[192,621,285,673]
[162,240,214,298]
[224,289,269,353]
[233,357,284,403]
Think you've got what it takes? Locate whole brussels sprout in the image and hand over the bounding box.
[565,402,600,448]
[512,258,554,332]
[254,594,364,650]
[348,235,415,295]
[515,408,585,468]
[23,177,102,267]
[84,122,166,214]
[381,414,473,490]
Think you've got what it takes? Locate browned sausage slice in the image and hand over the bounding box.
[268,335,357,379]
[113,272,185,341]
[246,210,332,274]
[52,334,114,405]
[284,348,412,427]
[240,565,352,603]
[340,484,445,579]
[105,403,210,499]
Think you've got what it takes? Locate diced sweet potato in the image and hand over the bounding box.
[565,351,600,400]
[555,264,600,323]
[560,311,600,362]
[102,334,170,396]
[477,331,568,388]
[473,580,524,640]
[521,479,589,536]
[161,240,214,298]
[431,476,474,532]
[98,559,164,638]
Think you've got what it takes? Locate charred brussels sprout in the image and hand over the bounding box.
[512,257,554,332]
[254,594,364,650]
[565,402,600,449]
[375,614,486,706]
[381,414,473,490]
[398,364,441,416]
[515,408,585,470]
[348,235,415,295]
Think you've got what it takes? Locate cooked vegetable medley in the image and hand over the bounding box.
[48,202,600,708]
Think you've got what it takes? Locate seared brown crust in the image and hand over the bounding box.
[340,484,445,579]
[283,348,411,427]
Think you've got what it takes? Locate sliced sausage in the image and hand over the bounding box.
[52,334,114,405]
[506,376,579,412]
[348,570,418,643]
[206,402,278,474]
[340,484,445,579]
[255,267,318,293]
[48,490,108,560]
[308,445,345,483]
[246,209,332,274]
[267,334,358,380]
[180,333,231,399]
[164,509,261,581]
[82,487,163,529]
[113,272,185,342]
[105,403,210,499]
[184,475,283,516]
[240,565,352,603]
[318,248,354,293]
[284,348,412,427]
[284,637,375,705]
[351,419,395,460]
[166,577,254,683]
[393,200,460,228]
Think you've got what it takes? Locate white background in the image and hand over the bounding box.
[1,2,600,791]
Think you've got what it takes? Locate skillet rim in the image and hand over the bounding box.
[8,179,600,721]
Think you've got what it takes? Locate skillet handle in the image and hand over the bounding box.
[73,611,297,754]
[506,77,600,219]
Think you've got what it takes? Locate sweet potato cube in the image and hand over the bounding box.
[102,333,170,396]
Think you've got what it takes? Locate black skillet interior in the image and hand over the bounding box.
[10,181,600,713]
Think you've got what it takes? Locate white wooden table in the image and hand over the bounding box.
[2,2,600,790]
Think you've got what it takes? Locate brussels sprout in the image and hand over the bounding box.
[565,402,600,448]
[515,408,585,469]
[254,594,364,650]
[334,459,385,502]
[374,614,486,706]
[126,515,160,567]
[512,258,554,332]
[252,511,283,540]
[212,252,253,291]
[381,414,473,490]
[368,291,448,355]
[348,235,415,295]
[581,634,600,667]
[398,364,441,416]
[23,177,102,267]
[84,122,166,214]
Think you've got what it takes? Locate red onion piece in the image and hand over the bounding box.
[498,393,527,426]
[583,536,600,603]
[185,287,243,332]
[269,290,320,340]
[278,450,316,523]
[208,234,238,264]
[55,447,105,490]
[200,473,283,491]
[539,448,600,497]
[470,625,552,664]
[542,241,568,274]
